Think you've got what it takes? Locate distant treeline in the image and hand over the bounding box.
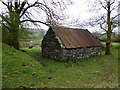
[92,33,120,42]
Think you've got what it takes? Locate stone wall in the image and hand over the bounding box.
[60,47,101,61]
[42,28,101,61]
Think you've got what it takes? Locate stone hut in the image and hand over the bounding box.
[42,26,101,61]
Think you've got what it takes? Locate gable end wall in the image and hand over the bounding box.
[42,28,63,60]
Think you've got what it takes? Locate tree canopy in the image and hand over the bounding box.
[0,0,72,49]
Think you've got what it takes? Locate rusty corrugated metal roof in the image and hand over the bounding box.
[52,26,101,48]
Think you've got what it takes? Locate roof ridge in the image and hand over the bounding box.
[52,26,87,31]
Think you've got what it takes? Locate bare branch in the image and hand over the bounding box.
[0,14,11,25]
[100,23,107,32]
[1,1,8,7]
[110,0,115,5]
[110,5,117,11]
[20,19,49,26]
[20,2,38,17]
[99,0,108,10]
[19,1,27,14]
[112,14,120,20]
[24,12,34,20]
[112,20,120,24]
[2,23,11,31]
[1,1,12,12]
[15,0,19,10]
[8,1,13,12]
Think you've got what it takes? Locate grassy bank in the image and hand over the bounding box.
[2,43,119,88]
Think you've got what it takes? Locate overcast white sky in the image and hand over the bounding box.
[39,0,99,31]
[65,0,89,20]
[41,0,119,33]
[1,0,120,33]
[39,0,91,30]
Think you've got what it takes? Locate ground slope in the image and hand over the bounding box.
[2,43,119,88]
[2,43,44,88]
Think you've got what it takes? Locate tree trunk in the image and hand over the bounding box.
[105,1,112,55]
[7,12,20,50]
[105,39,111,55]
[8,28,19,50]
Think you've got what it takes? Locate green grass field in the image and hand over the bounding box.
[2,42,119,88]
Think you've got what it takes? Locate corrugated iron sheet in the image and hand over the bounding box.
[53,26,101,48]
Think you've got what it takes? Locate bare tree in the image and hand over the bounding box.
[0,0,72,49]
[76,0,119,55]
